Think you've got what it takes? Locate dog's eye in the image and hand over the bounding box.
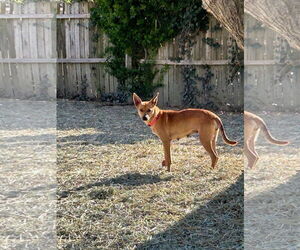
[147,109,151,113]
[140,109,143,112]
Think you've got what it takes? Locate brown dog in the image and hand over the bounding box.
[244,111,289,168]
[133,93,237,171]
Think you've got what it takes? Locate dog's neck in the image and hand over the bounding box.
[147,107,161,127]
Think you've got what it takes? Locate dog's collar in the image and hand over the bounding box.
[147,113,161,127]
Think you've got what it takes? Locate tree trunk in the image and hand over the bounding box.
[202,0,244,50]
[245,0,300,50]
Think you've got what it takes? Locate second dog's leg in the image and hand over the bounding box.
[244,141,258,168]
[162,139,171,171]
[248,135,259,167]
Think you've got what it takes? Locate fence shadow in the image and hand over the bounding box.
[58,173,173,199]
[135,174,244,249]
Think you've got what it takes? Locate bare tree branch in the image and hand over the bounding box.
[202,0,244,50]
[245,0,300,50]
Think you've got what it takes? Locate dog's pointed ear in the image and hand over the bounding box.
[150,92,159,106]
[133,93,142,107]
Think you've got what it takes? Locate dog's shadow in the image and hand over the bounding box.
[58,173,172,199]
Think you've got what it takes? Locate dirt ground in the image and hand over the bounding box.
[57,100,244,249]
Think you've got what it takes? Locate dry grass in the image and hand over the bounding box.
[2,99,298,249]
[57,101,244,249]
[245,112,300,250]
[0,99,56,250]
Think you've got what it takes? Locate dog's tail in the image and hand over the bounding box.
[215,118,238,146]
[258,119,289,145]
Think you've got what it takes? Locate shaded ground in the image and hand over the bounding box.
[244,112,300,250]
[57,101,243,249]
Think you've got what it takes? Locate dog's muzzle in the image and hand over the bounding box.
[142,115,148,121]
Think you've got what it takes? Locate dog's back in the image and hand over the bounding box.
[244,111,289,145]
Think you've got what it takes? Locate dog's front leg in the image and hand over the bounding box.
[161,139,171,171]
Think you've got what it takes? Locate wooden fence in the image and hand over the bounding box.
[0,1,299,111]
[245,15,300,111]
[0,1,57,99]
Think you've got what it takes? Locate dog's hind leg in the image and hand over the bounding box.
[248,134,259,167]
[199,126,219,168]
[244,140,258,168]
[211,129,219,158]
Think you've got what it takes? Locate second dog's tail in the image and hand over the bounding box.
[259,120,289,145]
[215,118,238,146]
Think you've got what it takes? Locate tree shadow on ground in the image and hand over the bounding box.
[135,174,244,249]
[58,173,173,199]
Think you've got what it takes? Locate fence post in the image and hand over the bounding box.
[125,54,132,69]
[125,54,132,103]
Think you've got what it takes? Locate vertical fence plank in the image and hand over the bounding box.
[12,3,26,98]
[163,45,169,105]
[205,18,212,61]
[41,1,55,99]
[70,3,78,97]
[73,2,82,98]
[168,65,174,106]
[36,1,46,98]
[0,3,13,97]
[65,3,76,98]
[175,66,183,106]
[28,2,39,98]
[21,3,34,98]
